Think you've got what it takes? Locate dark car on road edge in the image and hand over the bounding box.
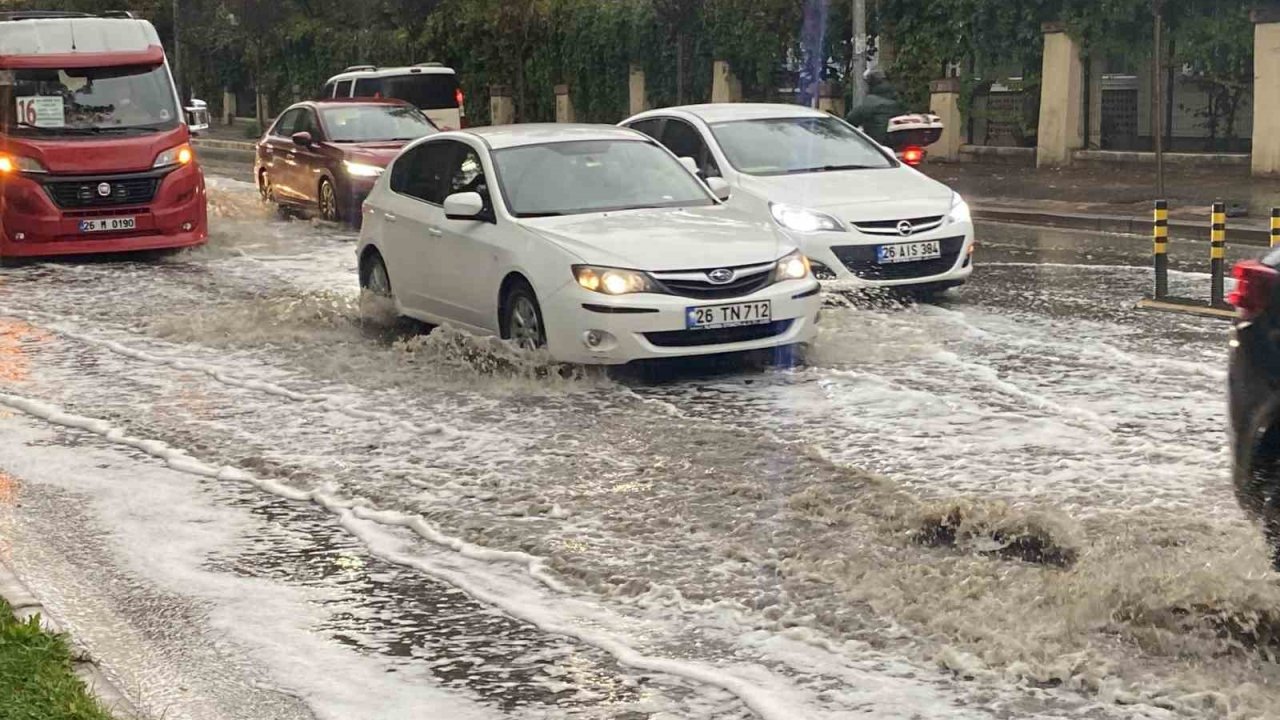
[255,98,437,224]
[1228,252,1280,569]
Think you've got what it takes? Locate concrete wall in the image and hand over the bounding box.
[1036,25,1084,167]
[1253,19,1280,174]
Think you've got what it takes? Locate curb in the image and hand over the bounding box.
[0,559,141,719]
[972,205,1273,247]
[1135,297,1237,320]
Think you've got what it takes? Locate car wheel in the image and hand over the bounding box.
[318,179,340,223]
[360,251,391,296]
[502,281,546,351]
[259,170,274,202]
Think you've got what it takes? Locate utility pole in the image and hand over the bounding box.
[172,0,183,103]
[852,0,868,105]
[1153,0,1165,198]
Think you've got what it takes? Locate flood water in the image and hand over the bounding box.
[0,175,1277,720]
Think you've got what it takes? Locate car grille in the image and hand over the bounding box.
[851,215,944,237]
[644,320,793,348]
[832,235,965,280]
[45,177,159,208]
[651,262,774,300]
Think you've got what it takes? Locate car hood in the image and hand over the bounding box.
[739,165,955,221]
[338,141,409,168]
[8,129,190,174]
[521,205,791,271]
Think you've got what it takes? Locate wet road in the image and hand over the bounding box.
[0,174,1278,720]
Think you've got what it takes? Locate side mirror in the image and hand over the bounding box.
[444,191,485,221]
[706,176,731,201]
[291,131,313,147]
[678,156,700,176]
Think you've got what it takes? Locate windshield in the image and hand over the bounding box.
[320,104,437,142]
[493,139,714,217]
[0,64,179,135]
[709,116,895,175]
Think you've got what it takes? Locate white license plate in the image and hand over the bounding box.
[877,240,941,264]
[79,217,136,233]
[686,300,772,330]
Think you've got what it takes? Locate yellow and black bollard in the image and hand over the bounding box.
[1272,207,1279,248]
[1153,200,1168,298]
[1211,200,1227,307]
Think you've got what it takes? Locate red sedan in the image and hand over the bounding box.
[255,98,437,224]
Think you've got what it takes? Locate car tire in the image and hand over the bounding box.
[360,250,392,296]
[318,179,340,223]
[501,280,547,351]
[259,170,274,203]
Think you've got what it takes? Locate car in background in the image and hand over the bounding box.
[1228,254,1280,571]
[621,104,974,294]
[356,124,820,365]
[322,64,465,131]
[256,98,437,224]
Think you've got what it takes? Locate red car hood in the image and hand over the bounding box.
[6,129,190,175]
[340,141,411,168]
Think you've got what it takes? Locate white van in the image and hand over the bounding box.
[322,64,465,131]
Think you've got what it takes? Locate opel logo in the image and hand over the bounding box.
[896,220,914,237]
[97,182,112,197]
[707,268,735,285]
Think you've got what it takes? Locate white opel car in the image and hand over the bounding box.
[356,125,821,365]
[621,104,975,293]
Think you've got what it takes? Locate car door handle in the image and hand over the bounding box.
[384,213,398,223]
[426,226,443,237]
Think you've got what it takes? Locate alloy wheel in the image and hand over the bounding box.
[319,180,338,222]
[365,259,391,296]
[508,294,545,350]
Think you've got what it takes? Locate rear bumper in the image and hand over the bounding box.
[0,163,208,258]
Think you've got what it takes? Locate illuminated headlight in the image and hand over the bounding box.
[947,192,971,224]
[0,155,46,174]
[153,144,193,168]
[773,251,811,281]
[769,203,844,232]
[344,161,385,178]
[573,265,656,295]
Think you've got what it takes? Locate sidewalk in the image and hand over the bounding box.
[924,161,1280,245]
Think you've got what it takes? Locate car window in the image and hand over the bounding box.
[627,118,664,140]
[321,81,336,99]
[389,140,455,205]
[709,116,895,175]
[492,139,714,217]
[335,79,353,98]
[296,109,322,140]
[380,74,460,110]
[320,104,437,142]
[659,118,720,177]
[353,78,382,98]
[444,143,492,213]
[271,108,302,137]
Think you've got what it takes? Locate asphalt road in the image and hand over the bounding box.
[0,167,1275,720]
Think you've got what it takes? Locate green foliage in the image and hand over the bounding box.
[0,600,115,720]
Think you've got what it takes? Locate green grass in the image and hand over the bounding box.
[0,598,116,720]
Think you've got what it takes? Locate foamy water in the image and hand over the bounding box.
[0,180,1275,719]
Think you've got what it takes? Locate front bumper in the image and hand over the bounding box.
[794,220,976,289]
[0,163,208,258]
[542,278,822,365]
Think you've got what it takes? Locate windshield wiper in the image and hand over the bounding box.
[11,121,58,134]
[783,164,878,175]
[518,211,567,218]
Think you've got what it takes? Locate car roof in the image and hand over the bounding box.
[0,16,161,56]
[637,103,830,125]
[461,124,648,150]
[327,65,457,82]
[294,98,414,110]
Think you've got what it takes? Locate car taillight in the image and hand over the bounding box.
[455,87,465,108]
[1228,260,1279,320]
[902,146,925,166]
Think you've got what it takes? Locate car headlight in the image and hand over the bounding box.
[0,155,46,173]
[947,192,971,224]
[153,144,193,168]
[773,250,811,281]
[573,265,656,295]
[769,203,844,232]
[344,161,385,178]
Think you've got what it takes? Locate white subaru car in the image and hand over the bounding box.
[356,124,821,365]
[621,104,975,292]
